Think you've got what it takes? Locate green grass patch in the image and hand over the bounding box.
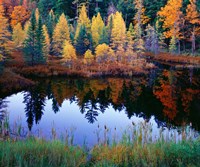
[0,138,199,167]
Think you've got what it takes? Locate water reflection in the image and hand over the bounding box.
[0,98,7,123]
[0,68,200,136]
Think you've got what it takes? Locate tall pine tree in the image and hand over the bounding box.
[35,16,46,64]
[23,11,37,65]
[24,12,46,65]
[0,3,12,60]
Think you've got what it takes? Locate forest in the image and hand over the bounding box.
[0,0,200,70]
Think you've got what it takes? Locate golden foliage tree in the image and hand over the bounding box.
[42,25,50,58]
[10,5,30,27]
[0,3,12,59]
[12,23,25,48]
[84,49,94,65]
[111,11,126,50]
[63,40,76,61]
[91,13,105,48]
[185,0,200,54]
[95,43,114,63]
[52,13,70,56]
[158,0,184,53]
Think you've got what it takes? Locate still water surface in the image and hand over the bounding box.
[0,65,200,146]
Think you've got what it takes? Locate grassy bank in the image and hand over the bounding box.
[146,52,200,65]
[3,50,155,78]
[0,138,199,167]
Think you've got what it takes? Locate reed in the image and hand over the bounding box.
[0,121,199,167]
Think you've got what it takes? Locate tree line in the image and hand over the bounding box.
[0,0,200,65]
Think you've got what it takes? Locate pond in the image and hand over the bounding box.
[0,64,200,146]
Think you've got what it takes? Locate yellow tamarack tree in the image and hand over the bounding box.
[52,13,70,56]
[12,23,26,48]
[42,25,50,58]
[62,40,77,62]
[111,11,126,50]
[91,13,105,48]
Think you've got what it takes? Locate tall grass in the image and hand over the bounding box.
[0,137,199,167]
[0,121,199,167]
[0,138,87,167]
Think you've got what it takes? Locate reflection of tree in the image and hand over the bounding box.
[23,88,46,131]
[154,80,178,120]
[153,69,200,129]
[52,94,60,113]
[1,67,200,130]
[84,100,99,124]
[0,98,7,123]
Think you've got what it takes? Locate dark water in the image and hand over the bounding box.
[0,65,200,146]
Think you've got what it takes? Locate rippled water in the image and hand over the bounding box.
[0,65,200,146]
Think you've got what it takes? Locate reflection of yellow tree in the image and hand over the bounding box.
[154,70,178,120]
[51,81,77,106]
[89,80,107,99]
[107,78,124,104]
[48,77,147,109]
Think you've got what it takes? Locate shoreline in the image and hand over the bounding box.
[146,52,200,66]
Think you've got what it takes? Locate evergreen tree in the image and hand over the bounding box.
[0,3,12,59]
[75,25,92,56]
[35,16,46,64]
[38,0,56,19]
[46,9,56,39]
[52,13,70,56]
[99,26,109,45]
[23,11,37,65]
[24,12,46,65]
[55,0,74,18]
[55,0,67,17]
[116,0,135,26]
